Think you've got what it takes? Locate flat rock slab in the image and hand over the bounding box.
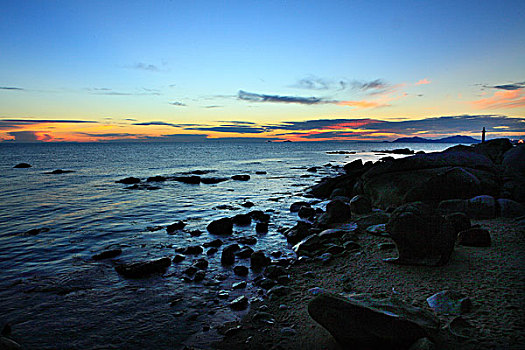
[308,293,439,348]
[115,257,171,278]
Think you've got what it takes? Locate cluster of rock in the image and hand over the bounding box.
[115,172,256,190]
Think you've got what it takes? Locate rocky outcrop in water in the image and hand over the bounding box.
[207,218,233,235]
[114,257,171,278]
[13,163,31,168]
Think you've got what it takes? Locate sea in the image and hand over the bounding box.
[0,141,458,349]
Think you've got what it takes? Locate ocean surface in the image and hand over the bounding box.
[0,141,457,349]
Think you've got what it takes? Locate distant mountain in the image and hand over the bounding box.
[392,135,480,144]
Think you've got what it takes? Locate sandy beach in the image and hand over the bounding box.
[215,217,525,349]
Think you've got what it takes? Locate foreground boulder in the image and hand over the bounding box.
[207,218,233,235]
[317,199,352,226]
[386,202,456,266]
[308,293,439,348]
[457,227,491,247]
[115,257,171,278]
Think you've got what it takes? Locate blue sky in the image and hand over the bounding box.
[1,0,524,141]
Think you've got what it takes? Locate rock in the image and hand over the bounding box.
[241,201,255,208]
[280,327,297,336]
[497,198,525,217]
[13,162,31,168]
[325,244,344,255]
[221,244,240,265]
[310,174,358,199]
[293,234,321,256]
[308,293,440,349]
[207,218,233,235]
[24,227,50,236]
[230,296,249,310]
[116,177,140,184]
[378,243,396,250]
[125,183,160,190]
[284,221,312,245]
[457,227,491,247]
[193,270,205,282]
[250,210,271,222]
[231,174,250,181]
[426,290,472,315]
[166,221,186,234]
[298,206,316,219]
[147,175,166,182]
[203,239,223,248]
[317,199,352,226]
[365,224,388,237]
[146,225,163,232]
[236,246,254,259]
[193,258,209,270]
[343,241,361,251]
[318,252,333,263]
[355,212,390,231]
[255,171,267,175]
[173,254,185,263]
[115,257,171,278]
[502,144,525,202]
[237,236,257,245]
[250,251,270,269]
[179,245,203,255]
[349,195,372,214]
[255,222,269,233]
[252,311,275,325]
[189,229,203,237]
[268,285,293,297]
[467,195,497,219]
[200,177,229,184]
[207,248,218,255]
[386,202,456,266]
[92,248,122,260]
[290,201,310,212]
[263,265,287,280]
[344,159,363,173]
[445,212,471,237]
[232,213,252,226]
[437,199,468,215]
[318,228,346,240]
[217,290,229,299]
[257,278,277,290]
[232,281,247,289]
[0,336,22,350]
[408,338,436,350]
[307,166,318,172]
[184,266,197,276]
[46,169,74,174]
[172,175,201,184]
[233,265,249,276]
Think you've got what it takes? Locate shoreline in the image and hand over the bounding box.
[213,217,525,349]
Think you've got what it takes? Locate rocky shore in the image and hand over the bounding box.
[212,139,525,350]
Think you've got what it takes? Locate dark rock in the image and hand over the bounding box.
[233,265,249,276]
[264,265,287,280]
[230,296,249,310]
[0,335,22,349]
[193,258,209,269]
[147,175,166,182]
[14,162,31,168]
[250,250,270,269]
[232,213,252,226]
[355,212,390,231]
[203,239,223,248]
[343,241,361,251]
[237,236,257,245]
[318,228,346,240]
[409,337,436,350]
[231,174,250,181]
[200,177,229,184]
[317,199,352,226]
[457,227,491,247]
[92,248,122,260]
[189,229,203,237]
[236,246,254,259]
[386,202,456,266]
[193,270,206,282]
[497,198,525,217]
[125,183,160,190]
[437,199,468,215]
[293,234,321,256]
[318,252,333,263]
[172,175,201,184]
[46,169,74,174]
[207,247,218,255]
[173,254,185,263]
[250,210,271,222]
[310,174,358,199]
[184,266,198,276]
[116,177,140,184]
[166,221,186,234]
[207,217,233,235]
[190,170,214,175]
[180,245,203,255]
[284,221,312,245]
[298,206,316,219]
[255,222,269,233]
[267,285,293,297]
[257,278,277,290]
[255,171,267,175]
[146,225,163,232]
[232,281,247,289]
[365,224,388,237]
[308,293,439,349]
[307,166,318,173]
[115,257,171,278]
[445,212,471,237]
[221,244,240,265]
[270,251,282,258]
[426,290,472,315]
[344,159,363,173]
[467,195,496,219]
[290,201,310,212]
[325,244,344,255]
[349,195,372,214]
[241,201,255,208]
[378,243,396,250]
[502,144,525,202]
[24,227,50,236]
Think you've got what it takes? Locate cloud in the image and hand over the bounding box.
[87,87,160,96]
[238,90,325,104]
[292,77,344,90]
[487,81,525,90]
[204,105,222,108]
[265,119,377,131]
[0,86,24,91]
[352,79,388,91]
[415,78,431,85]
[6,131,41,142]
[185,125,267,134]
[170,101,187,106]
[131,63,161,72]
[217,121,257,125]
[471,89,525,109]
[337,100,388,108]
[133,121,203,128]
[0,119,97,130]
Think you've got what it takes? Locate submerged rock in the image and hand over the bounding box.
[92,248,122,261]
[116,177,141,184]
[308,293,439,349]
[45,169,75,174]
[250,250,270,269]
[221,244,240,265]
[231,174,250,181]
[24,227,50,236]
[166,221,186,234]
[13,162,31,168]
[115,257,171,278]
[207,218,233,235]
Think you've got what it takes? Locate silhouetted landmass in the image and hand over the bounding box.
[392,135,480,143]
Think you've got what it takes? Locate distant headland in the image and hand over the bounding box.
[391,135,480,144]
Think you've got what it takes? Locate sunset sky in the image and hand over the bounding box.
[1,0,524,142]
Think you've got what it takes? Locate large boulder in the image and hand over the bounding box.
[497,198,525,217]
[317,199,352,226]
[457,227,491,247]
[284,221,312,245]
[386,202,456,266]
[466,195,497,219]
[349,195,372,214]
[502,144,525,202]
[308,293,439,349]
[207,217,233,235]
[115,257,171,278]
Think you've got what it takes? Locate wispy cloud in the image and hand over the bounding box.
[87,87,161,96]
[0,119,97,130]
[415,78,431,85]
[471,89,525,109]
[292,76,345,90]
[351,79,388,91]
[133,121,203,128]
[486,81,525,91]
[337,100,387,108]
[204,105,222,108]
[238,90,326,104]
[5,131,47,142]
[131,62,161,72]
[185,125,267,134]
[0,86,24,91]
[170,101,187,107]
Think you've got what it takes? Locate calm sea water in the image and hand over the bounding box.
[0,141,456,349]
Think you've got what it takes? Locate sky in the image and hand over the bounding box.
[1,0,524,142]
